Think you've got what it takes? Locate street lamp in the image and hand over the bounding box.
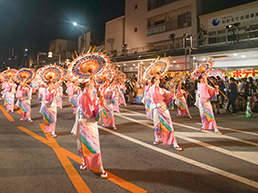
[73,22,77,26]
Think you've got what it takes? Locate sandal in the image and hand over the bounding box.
[100,171,108,179]
[80,163,87,171]
[153,140,159,145]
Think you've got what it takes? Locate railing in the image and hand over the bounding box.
[147,19,191,36]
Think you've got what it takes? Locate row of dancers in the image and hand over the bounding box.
[1,72,222,179]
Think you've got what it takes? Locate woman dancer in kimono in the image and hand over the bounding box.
[142,80,152,120]
[69,82,81,114]
[1,78,16,112]
[196,75,222,134]
[71,80,108,178]
[148,77,182,151]
[40,80,58,137]
[112,82,120,113]
[175,81,192,118]
[99,82,117,130]
[117,81,127,107]
[56,83,63,109]
[16,81,33,123]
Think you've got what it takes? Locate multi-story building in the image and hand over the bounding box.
[49,39,77,62]
[105,0,198,76]
[196,1,258,71]
[105,0,258,78]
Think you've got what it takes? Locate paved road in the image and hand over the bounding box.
[0,95,258,193]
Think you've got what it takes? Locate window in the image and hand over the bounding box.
[178,12,191,29]
[135,5,138,10]
[134,27,138,32]
[148,0,179,11]
[154,19,165,25]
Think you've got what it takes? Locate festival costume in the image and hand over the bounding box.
[175,88,190,116]
[118,83,127,106]
[70,85,81,114]
[16,85,33,122]
[40,87,57,136]
[100,85,115,127]
[142,85,151,119]
[71,87,103,169]
[196,83,218,130]
[56,85,63,109]
[1,81,16,112]
[148,85,178,146]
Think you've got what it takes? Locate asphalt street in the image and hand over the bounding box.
[0,95,258,193]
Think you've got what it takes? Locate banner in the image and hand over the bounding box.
[166,71,190,77]
[225,69,258,78]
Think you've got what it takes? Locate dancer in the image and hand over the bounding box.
[40,80,58,137]
[16,81,33,123]
[56,83,63,109]
[195,75,222,134]
[1,78,16,112]
[71,80,108,178]
[148,77,182,151]
[175,81,192,118]
[69,82,81,114]
[142,80,152,119]
[118,81,127,107]
[100,81,117,130]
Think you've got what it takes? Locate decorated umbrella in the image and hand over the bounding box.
[170,73,185,87]
[37,64,64,86]
[143,57,170,81]
[191,60,227,99]
[67,52,110,83]
[1,69,18,81]
[191,60,213,80]
[95,66,115,85]
[113,70,126,83]
[13,68,36,84]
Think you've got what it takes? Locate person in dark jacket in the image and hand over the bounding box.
[227,77,238,114]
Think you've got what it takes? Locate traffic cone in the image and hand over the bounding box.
[244,100,254,119]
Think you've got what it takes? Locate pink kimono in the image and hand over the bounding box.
[71,87,103,169]
[148,85,178,145]
[16,85,32,121]
[197,83,218,130]
[100,85,115,127]
[176,88,190,116]
[1,81,16,112]
[40,87,57,135]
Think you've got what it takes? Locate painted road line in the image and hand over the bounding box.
[99,125,258,189]
[39,124,92,193]
[115,113,258,165]
[120,108,258,147]
[0,105,15,122]
[174,122,258,147]
[195,122,258,137]
[17,125,147,193]
[19,125,91,193]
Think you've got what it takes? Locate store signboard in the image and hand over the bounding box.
[208,6,258,29]
[225,69,258,78]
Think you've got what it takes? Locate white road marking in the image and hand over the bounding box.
[196,122,258,137]
[99,125,258,189]
[115,113,258,165]
[120,108,258,147]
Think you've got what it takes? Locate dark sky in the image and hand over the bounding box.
[0,0,256,53]
[0,0,125,52]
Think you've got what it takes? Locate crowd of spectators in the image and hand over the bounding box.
[124,74,258,114]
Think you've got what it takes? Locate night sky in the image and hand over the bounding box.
[0,0,125,52]
[0,0,256,53]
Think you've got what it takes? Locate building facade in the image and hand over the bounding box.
[105,0,258,78]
